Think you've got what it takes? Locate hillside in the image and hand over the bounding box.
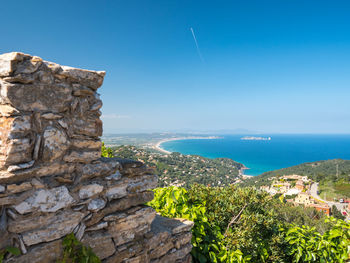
[111,145,244,187]
[242,159,350,199]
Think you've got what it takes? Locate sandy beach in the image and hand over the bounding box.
[153,136,220,155]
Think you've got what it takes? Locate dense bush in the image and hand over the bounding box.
[148,185,350,263]
[282,217,350,262]
[101,142,115,158]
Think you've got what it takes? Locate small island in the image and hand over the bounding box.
[241,136,271,141]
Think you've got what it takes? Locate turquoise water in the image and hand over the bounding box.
[161,135,350,176]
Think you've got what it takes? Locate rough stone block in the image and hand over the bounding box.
[0,81,73,112]
[13,186,75,214]
[79,184,104,199]
[21,210,85,246]
[108,206,156,246]
[13,239,62,263]
[81,231,116,259]
[63,150,100,163]
[86,191,154,227]
[42,126,70,162]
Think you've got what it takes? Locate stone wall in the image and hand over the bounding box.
[0,52,193,263]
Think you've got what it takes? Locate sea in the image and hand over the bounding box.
[160,134,350,176]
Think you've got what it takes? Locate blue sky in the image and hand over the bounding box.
[1,0,350,134]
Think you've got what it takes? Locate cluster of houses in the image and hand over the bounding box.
[260,174,331,215]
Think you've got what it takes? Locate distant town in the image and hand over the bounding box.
[260,174,349,220]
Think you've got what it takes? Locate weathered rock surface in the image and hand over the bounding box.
[42,126,69,161]
[13,186,74,214]
[0,52,192,263]
[81,231,116,259]
[108,206,156,246]
[16,210,85,246]
[79,184,104,199]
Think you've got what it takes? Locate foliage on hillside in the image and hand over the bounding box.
[242,159,350,198]
[148,186,350,263]
[111,145,243,187]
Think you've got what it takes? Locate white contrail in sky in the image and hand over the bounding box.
[190,27,204,62]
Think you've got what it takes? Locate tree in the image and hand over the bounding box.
[332,205,345,220]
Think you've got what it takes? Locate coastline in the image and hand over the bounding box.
[153,136,221,155]
[154,136,254,179]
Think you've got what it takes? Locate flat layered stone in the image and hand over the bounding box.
[0,115,31,140]
[20,210,85,246]
[3,73,36,84]
[13,186,74,214]
[114,158,144,169]
[71,138,101,149]
[85,221,108,232]
[79,184,104,199]
[151,215,194,236]
[7,160,34,172]
[127,174,158,194]
[86,191,154,226]
[0,104,19,116]
[0,190,34,206]
[90,99,102,111]
[108,206,156,246]
[72,117,102,137]
[31,178,45,189]
[105,182,128,201]
[77,158,120,181]
[0,52,27,77]
[14,55,42,75]
[154,244,192,263]
[1,138,33,166]
[42,126,70,162]
[8,211,58,233]
[0,162,75,184]
[41,113,63,120]
[105,170,122,181]
[72,84,95,96]
[105,239,146,263]
[88,198,106,212]
[63,150,100,163]
[13,239,62,263]
[7,182,32,194]
[174,232,192,250]
[59,66,105,90]
[122,165,155,177]
[149,240,174,260]
[81,231,116,259]
[0,81,73,112]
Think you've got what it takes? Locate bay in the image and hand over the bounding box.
[160,134,350,176]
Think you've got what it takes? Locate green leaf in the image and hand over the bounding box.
[5,247,21,256]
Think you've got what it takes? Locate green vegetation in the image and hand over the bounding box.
[283,218,350,262]
[101,142,115,158]
[331,205,346,220]
[319,179,350,201]
[148,185,349,263]
[59,233,100,263]
[0,247,20,263]
[243,159,350,199]
[112,145,243,187]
